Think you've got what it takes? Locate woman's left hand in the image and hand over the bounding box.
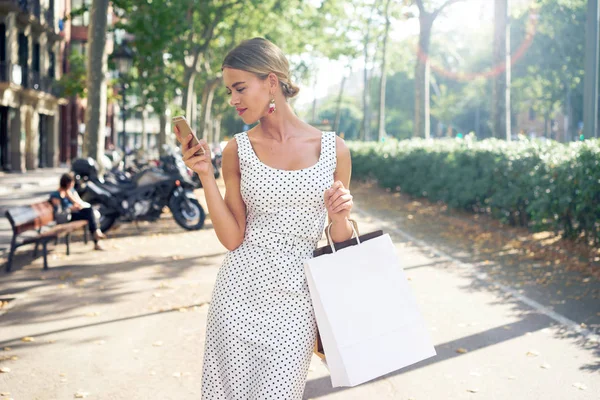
[324,180,353,222]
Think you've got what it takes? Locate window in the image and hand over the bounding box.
[0,24,6,70]
[71,0,92,27]
[49,51,55,78]
[71,40,86,57]
[33,43,40,72]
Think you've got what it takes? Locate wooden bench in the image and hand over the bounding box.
[4,201,89,272]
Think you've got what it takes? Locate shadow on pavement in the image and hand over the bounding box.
[0,301,210,349]
[304,313,553,398]
[0,250,226,327]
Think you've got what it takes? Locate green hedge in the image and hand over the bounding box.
[349,137,600,245]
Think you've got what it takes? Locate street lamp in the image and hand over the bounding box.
[110,41,133,152]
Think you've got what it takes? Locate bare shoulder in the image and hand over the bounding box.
[222,136,239,156]
[335,135,351,160]
[221,137,240,175]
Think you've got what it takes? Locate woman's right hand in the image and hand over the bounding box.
[174,126,213,178]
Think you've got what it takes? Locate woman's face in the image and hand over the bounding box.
[223,68,271,125]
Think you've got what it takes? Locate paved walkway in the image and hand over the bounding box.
[0,168,69,195]
[0,179,598,399]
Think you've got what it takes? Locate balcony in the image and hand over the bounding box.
[12,1,55,30]
[17,0,40,18]
[0,63,57,96]
[44,5,54,29]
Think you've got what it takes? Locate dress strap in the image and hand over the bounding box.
[322,131,337,171]
[234,132,251,167]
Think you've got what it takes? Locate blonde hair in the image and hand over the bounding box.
[222,38,300,99]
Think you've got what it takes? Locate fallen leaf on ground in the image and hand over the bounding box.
[526,350,539,357]
[60,272,72,280]
[466,388,479,393]
[540,363,551,369]
[0,367,10,373]
[74,391,90,398]
[21,337,35,342]
[456,348,468,354]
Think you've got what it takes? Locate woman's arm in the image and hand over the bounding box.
[64,189,83,209]
[199,139,247,251]
[326,136,354,243]
[50,197,61,209]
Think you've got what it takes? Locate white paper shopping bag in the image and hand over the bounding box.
[305,227,436,387]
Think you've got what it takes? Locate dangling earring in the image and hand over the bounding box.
[268,96,276,114]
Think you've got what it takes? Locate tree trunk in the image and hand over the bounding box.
[141,105,148,150]
[182,67,197,119]
[361,38,370,141]
[564,85,572,142]
[334,73,348,134]
[492,0,508,139]
[213,116,222,144]
[83,0,109,167]
[158,104,168,156]
[413,13,433,138]
[199,77,221,140]
[378,0,392,141]
[361,4,377,141]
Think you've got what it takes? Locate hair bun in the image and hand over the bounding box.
[281,81,300,98]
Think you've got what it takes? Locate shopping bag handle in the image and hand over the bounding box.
[326,219,360,253]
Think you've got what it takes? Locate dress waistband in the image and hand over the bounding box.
[244,228,319,255]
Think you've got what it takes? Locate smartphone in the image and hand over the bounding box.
[172,116,205,156]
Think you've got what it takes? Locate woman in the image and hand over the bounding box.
[50,173,106,251]
[175,38,354,399]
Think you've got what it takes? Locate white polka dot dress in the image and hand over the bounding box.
[201,131,336,399]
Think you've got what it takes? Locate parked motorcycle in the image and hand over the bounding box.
[71,155,205,232]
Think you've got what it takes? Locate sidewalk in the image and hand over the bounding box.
[0,167,69,195]
[0,195,597,399]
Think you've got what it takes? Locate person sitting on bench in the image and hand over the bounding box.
[50,172,107,251]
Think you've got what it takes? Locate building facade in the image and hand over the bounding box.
[0,0,64,172]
